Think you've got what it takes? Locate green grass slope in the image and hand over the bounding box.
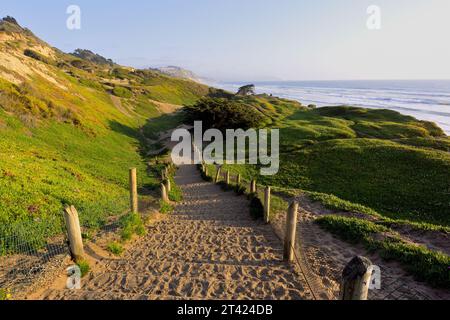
[0,18,208,252]
[191,96,450,226]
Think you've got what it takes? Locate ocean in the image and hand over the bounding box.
[213,80,450,135]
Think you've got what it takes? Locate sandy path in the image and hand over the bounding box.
[39,165,312,300]
[149,99,182,114]
[110,95,133,117]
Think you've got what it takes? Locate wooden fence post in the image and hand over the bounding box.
[63,206,85,262]
[340,256,373,300]
[264,186,271,223]
[161,183,169,203]
[205,166,209,177]
[129,168,138,214]
[283,201,299,262]
[226,170,230,185]
[215,167,222,183]
[250,179,257,193]
[236,174,241,185]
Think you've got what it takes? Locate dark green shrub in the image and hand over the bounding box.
[70,59,92,71]
[24,49,52,65]
[112,68,131,80]
[71,49,114,66]
[184,97,267,130]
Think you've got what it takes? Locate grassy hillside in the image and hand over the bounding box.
[190,95,450,227]
[0,18,208,252]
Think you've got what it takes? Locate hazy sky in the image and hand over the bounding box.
[2,0,450,81]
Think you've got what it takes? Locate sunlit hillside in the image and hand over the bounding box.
[0,17,209,245]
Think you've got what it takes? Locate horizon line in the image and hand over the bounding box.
[213,78,450,83]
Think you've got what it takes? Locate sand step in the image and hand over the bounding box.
[140,233,281,248]
[44,271,309,300]
[104,259,304,285]
[171,216,254,223]
[122,234,282,257]
[138,231,280,244]
[150,221,277,233]
[123,248,280,263]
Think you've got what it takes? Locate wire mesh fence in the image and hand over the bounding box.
[0,200,144,299]
[0,229,70,298]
